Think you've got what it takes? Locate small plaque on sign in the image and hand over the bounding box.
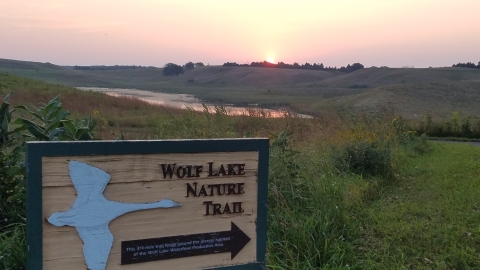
[121,222,250,265]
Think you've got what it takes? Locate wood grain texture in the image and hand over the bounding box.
[42,152,259,270]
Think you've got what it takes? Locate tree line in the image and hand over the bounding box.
[161,60,365,76]
[452,61,480,69]
[162,62,205,76]
[223,61,364,73]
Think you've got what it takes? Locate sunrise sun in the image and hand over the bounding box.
[267,57,275,64]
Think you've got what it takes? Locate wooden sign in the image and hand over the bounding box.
[26,139,268,270]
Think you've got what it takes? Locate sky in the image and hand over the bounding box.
[1,0,479,68]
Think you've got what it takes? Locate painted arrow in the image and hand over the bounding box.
[121,222,251,265]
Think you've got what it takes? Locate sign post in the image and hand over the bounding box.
[26,139,268,270]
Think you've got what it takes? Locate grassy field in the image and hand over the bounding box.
[2,73,480,269]
[2,58,480,119]
[330,80,480,120]
[348,142,480,269]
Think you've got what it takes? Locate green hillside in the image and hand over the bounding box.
[315,67,480,88]
[331,80,480,119]
[0,59,114,86]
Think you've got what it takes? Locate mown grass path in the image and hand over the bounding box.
[352,142,480,269]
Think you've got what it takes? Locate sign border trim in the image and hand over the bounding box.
[26,138,268,270]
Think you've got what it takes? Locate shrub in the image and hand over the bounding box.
[162,63,184,76]
[348,84,368,89]
[408,133,432,155]
[332,128,393,178]
[0,94,95,269]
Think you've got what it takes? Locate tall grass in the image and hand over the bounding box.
[0,225,25,270]
[267,131,351,268]
[1,83,398,269]
[6,73,470,269]
[416,111,480,139]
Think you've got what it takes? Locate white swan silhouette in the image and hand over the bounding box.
[48,160,181,270]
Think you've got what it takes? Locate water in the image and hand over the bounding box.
[77,87,312,118]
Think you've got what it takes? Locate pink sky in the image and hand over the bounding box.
[1,0,479,68]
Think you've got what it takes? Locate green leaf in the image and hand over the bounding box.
[14,105,44,122]
[21,133,35,139]
[13,117,40,128]
[6,164,25,175]
[7,108,14,123]
[49,127,64,140]
[44,100,61,121]
[13,105,28,111]
[58,134,74,141]
[45,95,60,107]
[43,96,60,112]
[0,95,11,132]
[87,115,94,131]
[78,132,93,140]
[75,120,85,129]
[7,125,28,135]
[15,118,48,140]
[7,193,25,202]
[0,100,10,117]
[1,117,8,133]
[45,110,70,132]
[75,127,89,139]
[50,106,64,123]
[61,120,76,136]
[3,93,11,103]
[26,125,49,140]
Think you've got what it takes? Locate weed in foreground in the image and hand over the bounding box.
[267,131,351,269]
[0,224,25,270]
[0,95,95,269]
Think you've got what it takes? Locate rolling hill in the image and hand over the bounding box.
[325,80,480,119]
[2,58,480,119]
[315,67,480,88]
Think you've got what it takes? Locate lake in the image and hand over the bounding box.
[77,87,312,118]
